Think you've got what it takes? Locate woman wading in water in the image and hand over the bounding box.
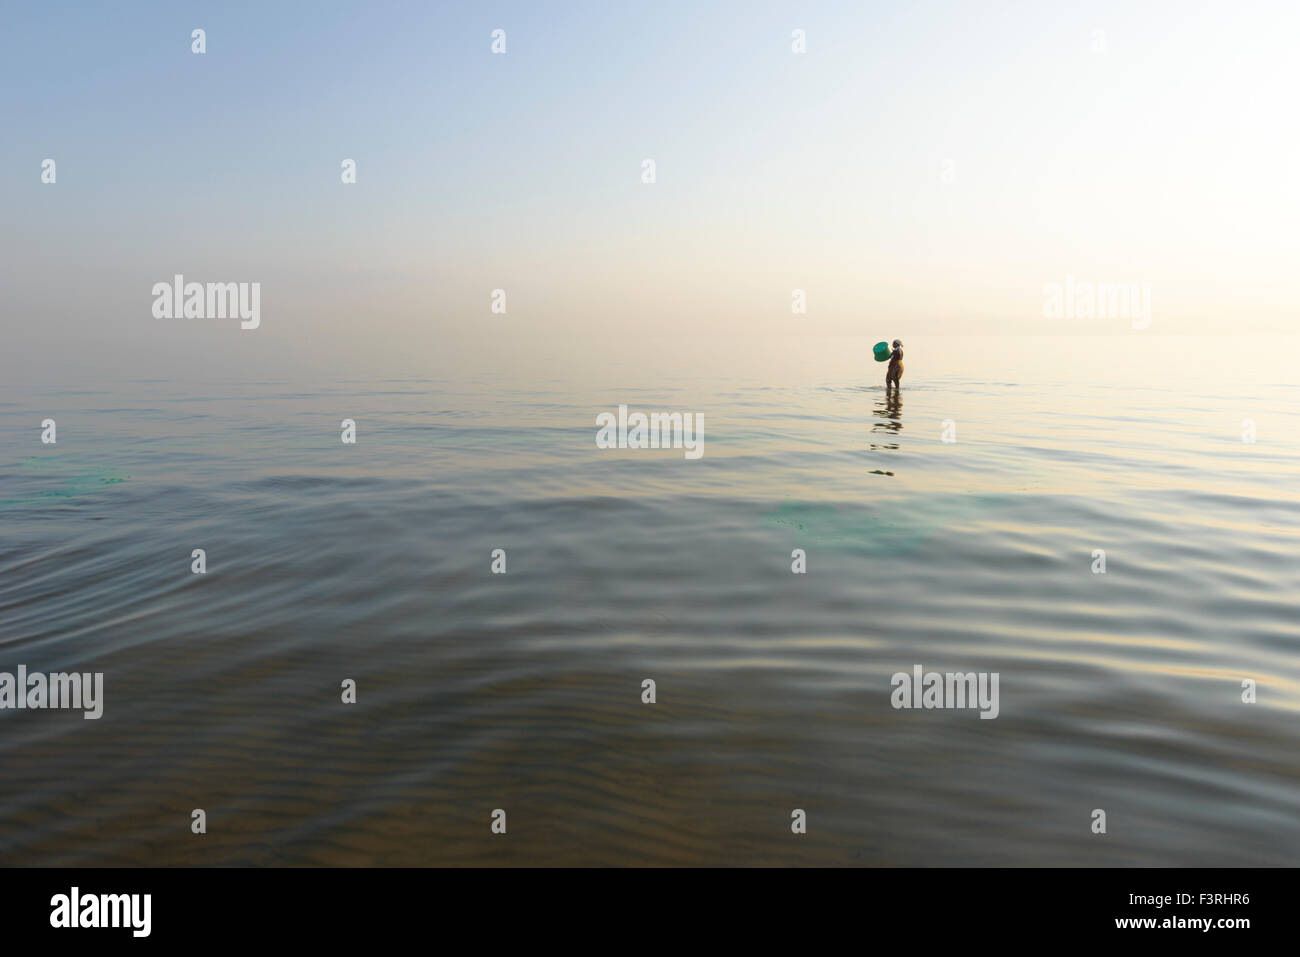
[885,339,903,391]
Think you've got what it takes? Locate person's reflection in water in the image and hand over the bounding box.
[869,388,902,451]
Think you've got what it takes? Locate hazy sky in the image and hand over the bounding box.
[3,0,1297,379]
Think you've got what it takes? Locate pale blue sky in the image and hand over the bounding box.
[3,0,1296,377]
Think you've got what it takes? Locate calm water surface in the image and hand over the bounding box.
[2,336,1298,865]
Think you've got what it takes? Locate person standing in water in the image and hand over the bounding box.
[885,339,903,390]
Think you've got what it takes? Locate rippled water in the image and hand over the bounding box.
[2,335,1298,865]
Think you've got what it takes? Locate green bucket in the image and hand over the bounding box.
[873,341,892,362]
